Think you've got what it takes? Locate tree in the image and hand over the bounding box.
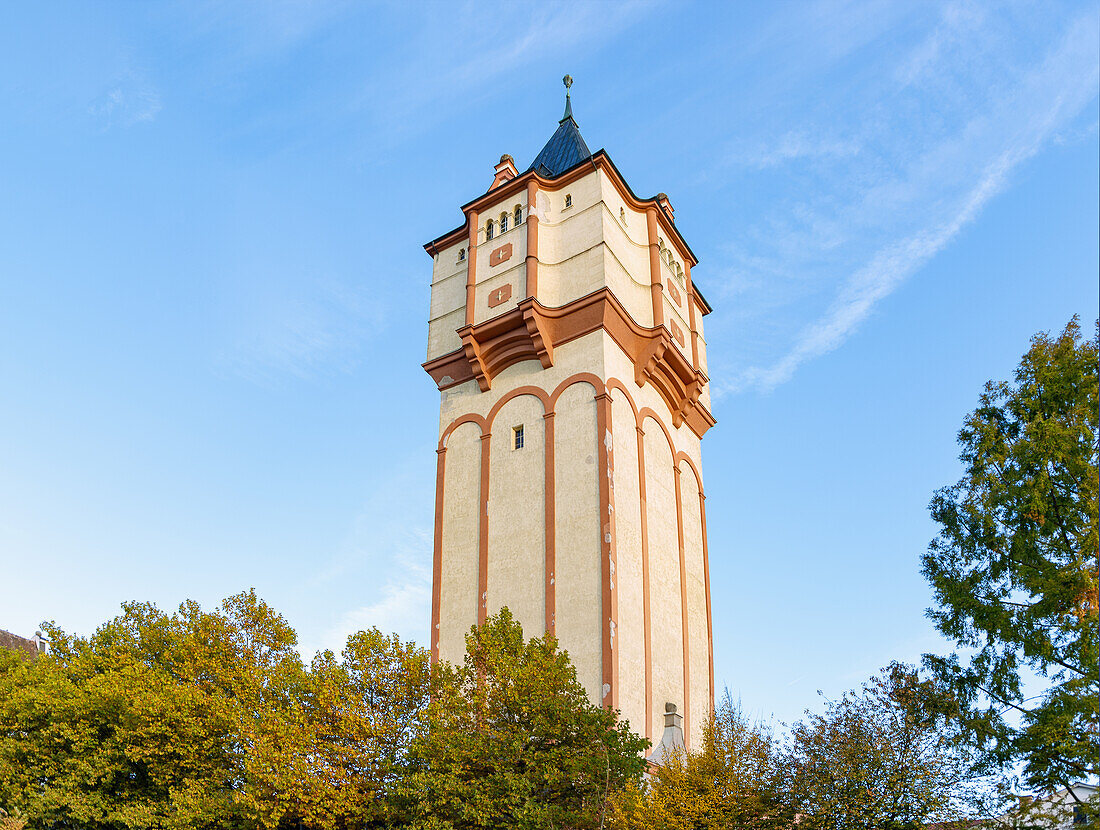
[0,590,432,829]
[292,629,432,828]
[399,608,648,829]
[610,692,793,830]
[785,662,1007,829]
[921,318,1099,811]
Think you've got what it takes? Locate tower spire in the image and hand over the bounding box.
[560,74,575,125]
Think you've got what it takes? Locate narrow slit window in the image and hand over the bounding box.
[515,205,523,226]
[486,220,494,240]
[458,247,466,262]
[564,194,572,208]
[513,425,524,450]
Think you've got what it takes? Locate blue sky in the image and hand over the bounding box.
[1,1,1096,728]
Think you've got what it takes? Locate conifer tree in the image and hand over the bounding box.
[921,318,1099,811]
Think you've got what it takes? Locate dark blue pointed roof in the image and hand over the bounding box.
[528,91,591,178]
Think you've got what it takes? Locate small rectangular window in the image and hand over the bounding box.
[513,425,524,450]
[564,194,572,208]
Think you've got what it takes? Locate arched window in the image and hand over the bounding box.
[500,212,509,233]
[486,221,494,241]
[564,193,572,208]
[458,247,466,262]
[514,205,523,226]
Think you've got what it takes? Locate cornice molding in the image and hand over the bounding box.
[422,287,715,438]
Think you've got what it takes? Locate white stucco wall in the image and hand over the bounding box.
[553,380,602,701]
[486,393,546,639]
[611,387,647,738]
[438,421,482,664]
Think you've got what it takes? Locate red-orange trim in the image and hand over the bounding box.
[646,207,664,329]
[438,412,488,450]
[486,385,551,425]
[667,279,682,308]
[423,288,716,438]
[596,391,618,711]
[544,410,555,635]
[478,431,491,625]
[489,243,513,268]
[606,378,649,740]
[526,181,539,299]
[490,155,518,190]
[424,150,698,269]
[673,462,691,748]
[684,261,699,372]
[434,374,711,745]
[699,490,714,713]
[431,447,446,663]
[465,211,478,327]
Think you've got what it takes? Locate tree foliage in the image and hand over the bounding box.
[921,317,1099,805]
[399,608,648,829]
[0,590,431,829]
[610,693,792,830]
[786,662,1007,829]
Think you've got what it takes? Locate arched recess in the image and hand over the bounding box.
[550,372,605,408]
[609,381,647,738]
[437,420,484,665]
[487,385,550,428]
[552,378,602,702]
[677,456,710,744]
[486,391,547,641]
[439,412,487,450]
[639,407,676,459]
[641,408,684,744]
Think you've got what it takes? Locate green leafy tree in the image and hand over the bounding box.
[610,692,793,830]
[292,629,433,828]
[0,590,432,829]
[921,318,1099,811]
[785,662,1008,829]
[399,608,648,829]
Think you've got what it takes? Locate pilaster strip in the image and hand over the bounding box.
[635,424,652,742]
[478,431,491,625]
[645,207,664,329]
[595,391,619,711]
[674,463,691,747]
[699,491,714,711]
[544,410,556,635]
[465,210,479,326]
[684,261,700,372]
[526,181,539,300]
[431,447,446,663]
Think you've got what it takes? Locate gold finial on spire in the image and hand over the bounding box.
[563,74,573,90]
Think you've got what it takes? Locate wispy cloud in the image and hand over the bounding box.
[722,132,862,170]
[715,6,1100,394]
[89,72,162,129]
[353,0,659,146]
[218,278,385,385]
[314,554,432,657]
